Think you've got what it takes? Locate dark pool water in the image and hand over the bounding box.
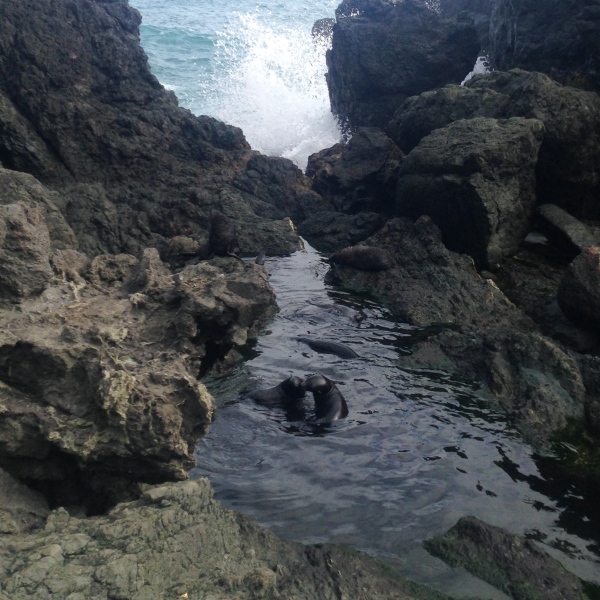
[191,242,600,596]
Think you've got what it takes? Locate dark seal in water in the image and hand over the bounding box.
[305,374,349,424]
[296,336,359,359]
[250,376,306,407]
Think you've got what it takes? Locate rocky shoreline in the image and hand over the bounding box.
[1,0,599,597]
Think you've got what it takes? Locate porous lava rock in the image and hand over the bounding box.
[396,116,545,268]
[0,197,278,512]
[306,127,403,215]
[388,70,600,219]
[0,202,54,303]
[489,0,600,93]
[326,0,480,129]
[557,246,600,333]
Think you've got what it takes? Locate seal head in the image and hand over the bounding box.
[250,376,306,407]
[305,374,349,423]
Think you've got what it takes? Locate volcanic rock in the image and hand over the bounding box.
[326,0,480,129]
[0,202,54,303]
[396,116,545,267]
[388,70,600,218]
[0,235,277,512]
[557,246,600,333]
[328,217,585,444]
[489,0,600,93]
[0,0,309,257]
[306,127,403,215]
[0,478,453,600]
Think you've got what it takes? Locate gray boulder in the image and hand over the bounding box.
[299,210,384,253]
[326,0,480,129]
[329,217,585,444]
[397,116,545,268]
[388,70,600,218]
[557,246,600,333]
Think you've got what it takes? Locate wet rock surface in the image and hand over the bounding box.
[0,478,453,600]
[328,217,586,445]
[425,516,585,600]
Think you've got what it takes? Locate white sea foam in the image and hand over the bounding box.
[462,55,491,85]
[197,13,341,171]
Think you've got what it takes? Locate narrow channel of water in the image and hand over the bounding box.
[191,242,600,596]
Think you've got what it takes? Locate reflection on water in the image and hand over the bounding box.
[191,242,600,594]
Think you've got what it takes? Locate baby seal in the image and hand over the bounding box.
[305,374,348,424]
[250,376,306,407]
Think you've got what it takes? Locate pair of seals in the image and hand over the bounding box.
[250,374,348,424]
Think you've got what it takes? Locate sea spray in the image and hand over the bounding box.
[197,12,341,171]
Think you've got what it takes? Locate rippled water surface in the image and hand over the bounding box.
[191,244,600,595]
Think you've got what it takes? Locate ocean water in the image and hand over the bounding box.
[130,0,342,169]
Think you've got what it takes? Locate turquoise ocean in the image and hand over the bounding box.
[130,0,342,170]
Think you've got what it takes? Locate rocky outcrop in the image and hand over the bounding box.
[396,116,545,268]
[557,246,600,333]
[0,0,311,257]
[0,478,452,600]
[426,516,585,600]
[306,127,403,215]
[388,70,600,219]
[0,176,278,512]
[326,0,480,129]
[489,0,600,93]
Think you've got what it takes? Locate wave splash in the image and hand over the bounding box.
[199,13,341,171]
